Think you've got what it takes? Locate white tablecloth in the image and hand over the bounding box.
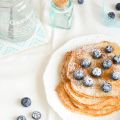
[1,0,120,120]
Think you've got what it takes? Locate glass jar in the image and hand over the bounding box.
[0,0,38,42]
[50,0,73,29]
[103,0,120,27]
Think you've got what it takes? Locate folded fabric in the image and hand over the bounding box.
[0,19,46,57]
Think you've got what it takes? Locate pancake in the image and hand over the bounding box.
[64,82,109,106]
[56,82,78,112]
[64,82,120,110]
[61,51,72,83]
[56,41,120,117]
[66,41,120,97]
[56,82,120,117]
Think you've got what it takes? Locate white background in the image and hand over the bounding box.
[1,0,120,120]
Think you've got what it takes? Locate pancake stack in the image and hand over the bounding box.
[56,41,120,117]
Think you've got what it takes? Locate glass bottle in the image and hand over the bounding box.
[0,0,40,42]
[50,0,73,29]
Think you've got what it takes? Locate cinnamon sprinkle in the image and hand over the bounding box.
[53,0,69,8]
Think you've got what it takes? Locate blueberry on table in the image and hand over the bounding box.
[105,46,113,53]
[92,49,102,59]
[92,67,102,77]
[111,71,120,80]
[21,97,31,107]
[17,115,26,120]
[116,3,120,11]
[108,12,115,19]
[83,77,94,87]
[103,60,112,69]
[73,69,85,80]
[78,0,84,4]
[102,82,112,93]
[81,59,91,68]
[113,55,120,64]
[32,111,41,120]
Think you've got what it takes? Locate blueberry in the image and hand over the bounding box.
[111,71,120,80]
[21,97,31,107]
[92,67,102,77]
[73,69,85,80]
[17,115,26,120]
[108,12,115,19]
[113,55,120,64]
[78,0,84,4]
[83,77,94,87]
[103,60,112,69]
[81,59,91,68]
[116,3,120,11]
[92,49,102,59]
[101,82,112,93]
[32,111,41,120]
[105,46,113,53]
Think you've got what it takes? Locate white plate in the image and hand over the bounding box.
[43,34,120,120]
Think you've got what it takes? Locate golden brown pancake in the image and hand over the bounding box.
[56,82,120,117]
[64,82,110,106]
[56,41,120,117]
[64,82,120,110]
[67,41,120,97]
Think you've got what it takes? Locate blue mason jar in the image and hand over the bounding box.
[50,0,73,29]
